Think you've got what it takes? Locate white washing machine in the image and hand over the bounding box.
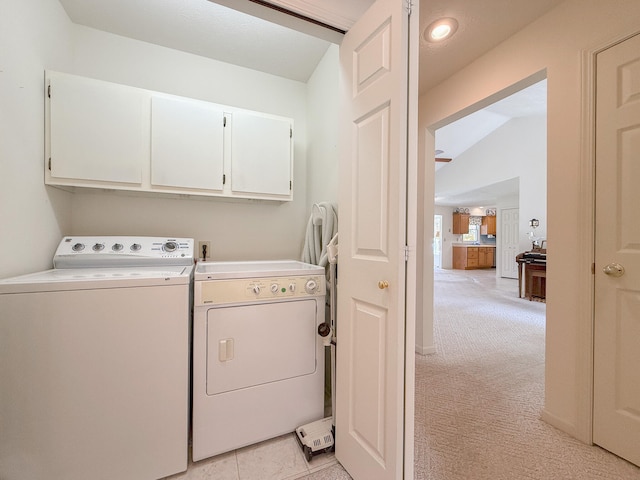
[0,236,194,480]
[192,260,326,461]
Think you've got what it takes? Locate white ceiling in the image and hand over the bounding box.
[57,0,333,82]
[434,177,520,208]
[57,0,559,207]
[418,0,562,93]
[435,79,547,165]
[57,0,565,89]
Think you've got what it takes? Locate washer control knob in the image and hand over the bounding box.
[163,241,178,253]
[252,285,261,295]
[305,279,318,294]
[92,243,105,252]
[289,283,296,293]
[130,243,142,252]
[72,243,85,252]
[112,243,123,252]
[271,283,279,293]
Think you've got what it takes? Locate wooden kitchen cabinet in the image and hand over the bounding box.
[481,215,497,235]
[478,246,494,267]
[453,246,495,270]
[452,213,470,234]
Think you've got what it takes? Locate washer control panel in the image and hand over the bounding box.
[197,275,326,305]
[53,236,194,268]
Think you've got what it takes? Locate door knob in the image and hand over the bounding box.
[378,280,389,289]
[603,263,625,277]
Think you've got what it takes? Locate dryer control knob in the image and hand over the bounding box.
[252,285,261,295]
[270,283,279,294]
[305,279,318,294]
[289,283,296,293]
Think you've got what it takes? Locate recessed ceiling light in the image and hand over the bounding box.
[424,18,458,43]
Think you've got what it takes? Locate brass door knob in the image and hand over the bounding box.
[603,263,625,277]
[378,280,389,289]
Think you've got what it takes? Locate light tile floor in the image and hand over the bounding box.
[163,433,338,480]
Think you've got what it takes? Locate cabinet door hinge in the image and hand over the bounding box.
[290,127,292,139]
[591,262,596,274]
[290,180,292,191]
[47,85,51,98]
[48,157,51,171]
[404,245,410,262]
[223,116,227,127]
[222,174,226,185]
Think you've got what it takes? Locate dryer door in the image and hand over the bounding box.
[206,299,318,395]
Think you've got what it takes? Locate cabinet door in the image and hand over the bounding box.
[230,112,292,198]
[49,72,146,184]
[452,213,470,234]
[151,96,224,191]
[452,247,466,269]
[480,216,496,235]
[486,248,495,267]
[478,248,487,267]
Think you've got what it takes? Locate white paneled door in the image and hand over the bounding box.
[335,0,416,479]
[500,208,519,279]
[593,32,640,468]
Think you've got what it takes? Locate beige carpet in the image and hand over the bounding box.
[303,268,640,480]
[414,268,640,480]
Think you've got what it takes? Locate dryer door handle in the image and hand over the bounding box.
[219,338,235,362]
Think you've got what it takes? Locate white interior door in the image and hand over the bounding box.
[335,0,415,479]
[500,208,519,279]
[593,32,640,468]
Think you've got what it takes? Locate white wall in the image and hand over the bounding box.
[419,0,640,444]
[66,25,316,261]
[306,44,339,208]
[0,0,74,278]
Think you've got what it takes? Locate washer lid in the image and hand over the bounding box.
[195,260,324,280]
[0,265,193,294]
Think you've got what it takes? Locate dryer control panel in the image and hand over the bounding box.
[195,276,326,306]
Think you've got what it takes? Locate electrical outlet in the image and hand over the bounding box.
[198,241,211,260]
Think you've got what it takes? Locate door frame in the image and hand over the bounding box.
[579,28,640,446]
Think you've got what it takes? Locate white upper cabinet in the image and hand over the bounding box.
[151,95,224,192]
[45,71,293,201]
[230,112,292,198]
[49,72,146,185]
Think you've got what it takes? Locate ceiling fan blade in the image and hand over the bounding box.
[435,157,452,163]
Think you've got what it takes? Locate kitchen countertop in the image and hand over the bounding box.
[452,244,496,248]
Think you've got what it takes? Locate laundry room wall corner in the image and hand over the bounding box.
[0,0,74,278]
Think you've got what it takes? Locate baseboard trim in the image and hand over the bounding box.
[415,345,436,355]
[541,408,583,442]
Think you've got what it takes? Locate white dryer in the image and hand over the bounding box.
[0,236,193,480]
[192,260,326,461]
